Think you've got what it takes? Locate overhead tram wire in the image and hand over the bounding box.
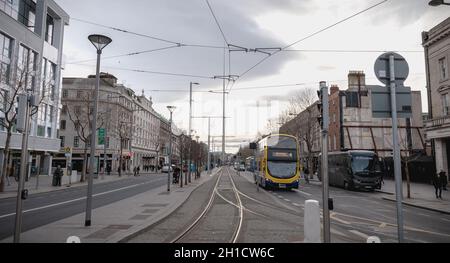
[229,0,389,93]
[71,63,214,80]
[72,17,226,50]
[205,0,229,45]
[66,45,181,64]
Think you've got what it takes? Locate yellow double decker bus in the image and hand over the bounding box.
[255,134,300,190]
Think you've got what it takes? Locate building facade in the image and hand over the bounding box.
[0,0,69,177]
[423,17,450,175]
[131,92,160,171]
[57,74,135,175]
[329,71,425,157]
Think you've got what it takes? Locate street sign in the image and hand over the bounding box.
[98,128,105,145]
[371,85,412,118]
[374,52,409,86]
[64,147,72,153]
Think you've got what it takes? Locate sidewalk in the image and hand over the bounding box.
[0,171,160,200]
[378,179,450,215]
[0,168,220,243]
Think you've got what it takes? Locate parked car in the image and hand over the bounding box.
[162,165,174,173]
[239,163,245,171]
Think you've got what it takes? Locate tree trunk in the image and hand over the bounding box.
[81,147,87,182]
[405,160,411,199]
[119,144,123,177]
[0,129,13,192]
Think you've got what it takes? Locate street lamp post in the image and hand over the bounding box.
[85,34,112,227]
[189,82,199,183]
[167,106,176,192]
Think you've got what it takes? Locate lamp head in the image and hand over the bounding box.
[428,0,446,6]
[167,106,176,114]
[88,34,112,51]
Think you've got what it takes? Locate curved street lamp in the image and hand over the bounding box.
[85,34,112,227]
[428,0,450,6]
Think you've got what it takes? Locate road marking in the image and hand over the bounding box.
[379,222,387,228]
[292,203,302,207]
[292,189,312,197]
[0,180,154,219]
[284,199,291,202]
[349,230,369,240]
[330,213,351,225]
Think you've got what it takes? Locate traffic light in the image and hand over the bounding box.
[317,90,323,129]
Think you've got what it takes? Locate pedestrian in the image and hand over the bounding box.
[137,166,140,176]
[439,170,448,191]
[106,164,111,175]
[133,167,137,177]
[53,165,63,187]
[433,172,443,199]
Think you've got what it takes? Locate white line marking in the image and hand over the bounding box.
[349,229,369,239]
[292,189,312,196]
[292,203,302,207]
[0,181,153,219]
[284,199,291,202]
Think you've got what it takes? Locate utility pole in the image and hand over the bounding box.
[189,82,199,183]
[318,81,331,243]
[207,117,211,174]
[167,106,176,192]
[389,54,404,242]
[14,93,33,243]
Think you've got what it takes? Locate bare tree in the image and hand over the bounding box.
[0,57,48,192]
[399,125,412,199]
[64,91,105,182]
[116,120,132,177]
[281,88,319,177]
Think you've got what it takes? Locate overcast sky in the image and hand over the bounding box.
[55,0,449,153]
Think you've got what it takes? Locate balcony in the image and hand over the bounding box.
[425,115,450,140]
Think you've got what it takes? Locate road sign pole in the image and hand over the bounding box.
[320,81,331,243]
[389,54,404,243]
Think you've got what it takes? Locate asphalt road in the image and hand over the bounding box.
[129,167,450,243]
[0,174,167,240]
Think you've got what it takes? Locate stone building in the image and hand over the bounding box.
[423,17,450,175]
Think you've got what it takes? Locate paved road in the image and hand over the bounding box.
[0,174,167,240]
[238,171,450,243]
[129,167,450,243]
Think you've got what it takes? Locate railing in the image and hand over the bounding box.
[426,115,450,128]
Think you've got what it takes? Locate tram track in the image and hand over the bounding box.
[170,167,244,243]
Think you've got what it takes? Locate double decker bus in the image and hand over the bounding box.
[255,134,300,190]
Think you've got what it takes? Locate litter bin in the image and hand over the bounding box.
[52,174,58,186]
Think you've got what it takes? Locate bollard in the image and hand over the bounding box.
[367,236,381,243]
[304,200,321,243]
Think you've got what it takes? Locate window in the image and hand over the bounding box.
[62,89,68,98]
[439,57,448,81]
[41,59,56,100]
[37,125,45,137]
[442,94,449,116]
[61,105,67,115]
[17,45,37,91]
[74,136,79,147]
[17,0,36,31]
[47,127,51,137]
[60,120,66,130]
[60,136,65,147]
[0,33,12,84]
[0,117,5,130]
[45,14,54,45]
[346,92,359,108]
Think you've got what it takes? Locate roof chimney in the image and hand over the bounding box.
[330,85,339,94]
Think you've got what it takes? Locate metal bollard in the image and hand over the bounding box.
[304,200,321,243]
[367,236,381,243]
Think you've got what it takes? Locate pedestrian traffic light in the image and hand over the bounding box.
[317,90,323,129]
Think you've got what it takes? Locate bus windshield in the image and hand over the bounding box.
[268,161,297,178]
[351,155,379,173]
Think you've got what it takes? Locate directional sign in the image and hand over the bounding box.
[64,147,72,154]
[371,85,412,118]
[374,52,409,86]
[98,128,105,145]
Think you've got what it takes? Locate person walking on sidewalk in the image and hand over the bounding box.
[439,170,448,191]
[433,172,443,199]
[53,165,63,187]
